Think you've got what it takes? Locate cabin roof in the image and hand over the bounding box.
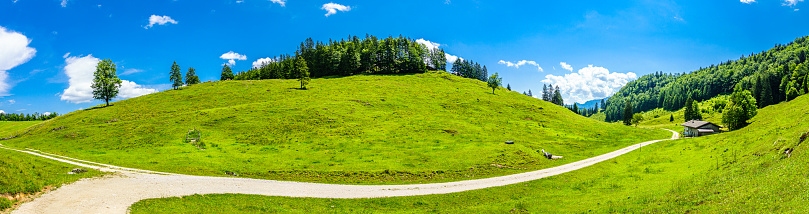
[680,120,719,129]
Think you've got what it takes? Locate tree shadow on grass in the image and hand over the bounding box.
[287,88,309,90]
[83,104,114,111]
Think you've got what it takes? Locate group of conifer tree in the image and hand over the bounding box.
[233,35,450,81]
[0,112,59,121]
[603,36,809,129]
[168,61,201,89]
[541,84,564,106]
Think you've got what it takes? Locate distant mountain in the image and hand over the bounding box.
[576,97,609,109]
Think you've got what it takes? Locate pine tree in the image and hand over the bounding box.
[220,64,234,81]
[294,54,311,89]
[601,99,606,110]
[552,86,563,105]
[91,59,122,107]
[573,103,579,114]
[506,84,511,91]
[170,61,183,89]
[542,84,549,101]
[528,90,533,97]
[623,100,633,125]
[185,67,200,85]
[669,114,674,122]
[684,97,694,121]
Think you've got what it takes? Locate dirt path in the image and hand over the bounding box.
[6,129,678,214]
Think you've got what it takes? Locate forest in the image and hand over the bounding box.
[0,112,59,121]
[604,36,809,122]
[230,35,489,82]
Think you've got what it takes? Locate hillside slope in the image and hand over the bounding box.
[132,91,809,213]
[3,71,667,184]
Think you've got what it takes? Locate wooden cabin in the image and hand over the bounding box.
[680,120,722,137]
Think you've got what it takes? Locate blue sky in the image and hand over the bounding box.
[1,0,808,115]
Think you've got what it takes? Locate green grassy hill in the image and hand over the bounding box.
[2,71,667,184]
[131,91,809,213]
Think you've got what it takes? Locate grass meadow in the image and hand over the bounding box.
[2,72,668,184]
[130,93,809,213]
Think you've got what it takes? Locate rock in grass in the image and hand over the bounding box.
[71,168,88,174]
[505,141,514,144]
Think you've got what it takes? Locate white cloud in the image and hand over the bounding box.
[119,68,145,76]
[145,15,178,29]
[498,60,543,72]
[541,65,637,105]
[416,38,441,50]
[220,51,247,66]
[740,0,756,4]
[322,3,351,17]
[415,38,463,64]
[252,57,275,68]
[60,54,157,104]
[0,26,37,96]
[43,112,51,116]
[118,80,158,99]
[560,62,573,71]
[61,54,100,103]
[783,0,803,6]
[15,109,25,111]
[236,0,244,3]
[0,110,4,114]
[7,100,14,104]
[270,0,286,6]
[61,0,69,7]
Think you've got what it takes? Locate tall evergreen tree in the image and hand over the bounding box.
[623,100,633,125]
[552,86,563,105]
[91,59,122,107]
[506,84,511,91]
[542,84,549,101]
[169,61,183,89]
[684,97,695,121]
[601,99,606,110]
[220,64,234,80]
[293,54,311,89]
[185,67,200,85]
[573,103,579,114]
[528,90,533,97]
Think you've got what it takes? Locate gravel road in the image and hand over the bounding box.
[6,129,678,214]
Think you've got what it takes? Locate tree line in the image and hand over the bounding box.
[0,112,59,121]
[232,35,451,81]
[605,36,809,124]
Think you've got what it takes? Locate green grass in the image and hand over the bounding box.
[0,121,41,139]
[0,147,104,211]
[2,72,668,184]
[130,94,809,213]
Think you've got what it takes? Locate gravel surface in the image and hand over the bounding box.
[6,129,678,214]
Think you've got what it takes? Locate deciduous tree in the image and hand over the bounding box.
[487,72,502,94]
[91,59,122,107]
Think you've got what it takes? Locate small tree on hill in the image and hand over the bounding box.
[487,72,502,94]
[170,61,183,89]
[185,67,200,86]
[552,86,564,106]
[220,64,234,81]
[293,54,310,89]
[506,84,511,91]
[669,114,674,122]
[632,113,644,127]
[684,97,695,121]
[623,100,633,126]
[91,59,122,107]
[722,90,757,131]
